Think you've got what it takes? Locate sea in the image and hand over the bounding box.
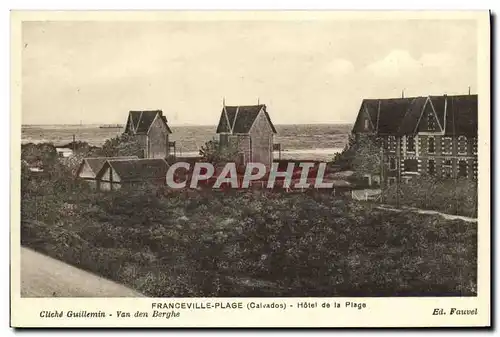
[21,124,352,162]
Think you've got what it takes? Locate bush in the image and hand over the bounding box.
[97,134,143,158]
[384,176,477,217]
[21,184,477,297]
[21,142,58,168]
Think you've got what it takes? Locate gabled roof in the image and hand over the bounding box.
[76,156,139,177]
[97,158,169,182]
[124,110,172,135]
[216,104,277,134]
[397,97,427,135]
[353,97,415,135]
[376,98,414,135]
[428,95,447,128]
[352,94,478,137]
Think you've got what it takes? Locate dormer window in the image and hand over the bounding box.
[427,112,436,131]
[364,119,369,130]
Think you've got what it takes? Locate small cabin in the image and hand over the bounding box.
[216,103,277,169]
[75,156,139,188]
[124,110,173,159]
[95,158,170,191]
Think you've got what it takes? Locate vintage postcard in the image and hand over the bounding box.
[10,10,490,328]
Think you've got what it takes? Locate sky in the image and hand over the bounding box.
[21,18,477,125]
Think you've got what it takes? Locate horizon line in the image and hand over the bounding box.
[22,121,355,127]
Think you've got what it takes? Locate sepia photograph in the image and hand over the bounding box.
[10,10,490,328]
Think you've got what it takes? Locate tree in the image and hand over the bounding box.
[199,137,240,164]
[332,133,381,176]
[21,143,58,169]
[98,134,143,158]
[350,134,382,177]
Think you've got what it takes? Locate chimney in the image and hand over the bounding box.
[401,89,405,98]
[468,86,471,95]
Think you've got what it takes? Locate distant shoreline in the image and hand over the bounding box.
[22,122,353,128]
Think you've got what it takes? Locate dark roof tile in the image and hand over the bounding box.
[124,110,172,135]
[376,98,414,134]
[397,97,427,135]
[353,94,478,137]
[444,95,478,136]
[216,104,277,134]
[98,158,169,181]
[77,156,139,177]
[85,156,138,174]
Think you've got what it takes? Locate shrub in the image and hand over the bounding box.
[384,176,477,217]
[21,186,477,297]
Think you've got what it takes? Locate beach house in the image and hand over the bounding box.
[75,156,139,188]
[124,110,173,159]
[95,158,170,191]
[216,103,277,169]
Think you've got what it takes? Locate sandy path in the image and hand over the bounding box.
[377,205,477,223]
[21,247,145,297]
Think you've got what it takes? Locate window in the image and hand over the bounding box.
[443,137,453,154]
[407,136,415,152]
[427,112,436,131]
[388,136,396,152]
[428,159,435,175]
[389,158,396,170]
[458,136,467,155]
[383,137,389,150]
[428,137,435,154]
[473,159,478,180]
[404,159,418,173]
[364,119,369,130]
[443,159,453,179]
[388,177,396,186]
[458,160,467,178]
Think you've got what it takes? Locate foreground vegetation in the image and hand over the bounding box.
[332,133,478,218]
[21,162,477,297]
[384,176,478,218]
